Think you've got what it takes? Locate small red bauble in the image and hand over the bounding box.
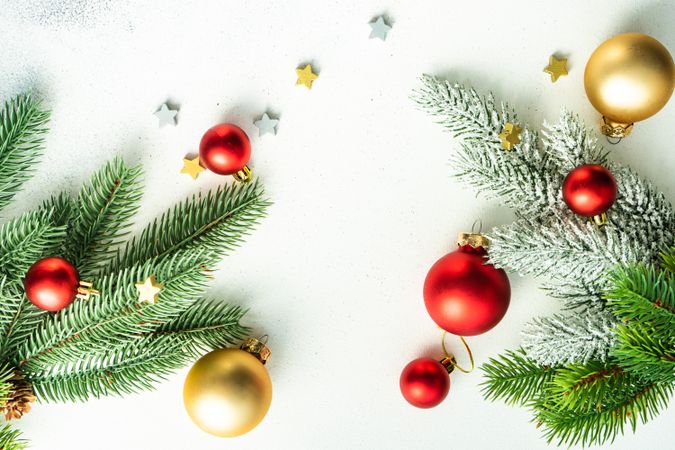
[400,357,451,408]
[423,235,511,336]
[24,256,80,312]
[562,164,617,217]
[199,123,251,177]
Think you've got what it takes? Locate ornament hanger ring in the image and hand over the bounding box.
[440,331,474,374]
[471,219,483,234]
[605,136,622,145]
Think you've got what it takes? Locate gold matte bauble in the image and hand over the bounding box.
[584,32,674,137]
[183,344,272,437]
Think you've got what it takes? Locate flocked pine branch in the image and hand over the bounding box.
[416,77,675,446]
[413,75,557,216]
[0,94,50,214]
[521,305,617,366]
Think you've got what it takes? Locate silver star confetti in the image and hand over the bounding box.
[368,16,391,41]
[154,103,178,127]
[254,113,279,137]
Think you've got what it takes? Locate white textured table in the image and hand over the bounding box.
[1,1,673,449]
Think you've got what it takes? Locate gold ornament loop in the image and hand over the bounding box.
[471,219,483,234]
[233,165,253,183]
[440,331,474,374]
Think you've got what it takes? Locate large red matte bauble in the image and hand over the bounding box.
[24,256,80,312]
[199,123,251,175]
[562,164,617,217]
[400,357,450,408]
[424,245,511,336]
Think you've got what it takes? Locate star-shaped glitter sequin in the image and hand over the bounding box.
[498,123,522,150]
[180,155,205,180]
[154,103,178,127]
[544,55,568,82]
[296,64,318,89]
[135,275,163,305]
[369,16,392,41]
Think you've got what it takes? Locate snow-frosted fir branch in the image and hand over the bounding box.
[416,76,675,365]
[487,211,643,296]
[521,306,618,366]
[541,111,608,171]
[413,75,559,216]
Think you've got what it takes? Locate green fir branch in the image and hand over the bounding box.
[661,247,675,274]
[64,157,143,278]
[535,379,673,447]
[30,334,196,402]
[0,362,15,403]
[0,208,67,280]
[30,301,248,402]
[110,179,269,271]
[611,324,674,383]
[0,423,28,450]
[545,361,626,412]
[606,264,675,330]
[16,250,215,373]
[0,93,50,214]
[155,299,250,350]
[481,348,555,406]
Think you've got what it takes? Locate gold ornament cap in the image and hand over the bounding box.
[601,116,633,139]
[457,232,489,249]
[233,165,252,183]
[240,337,271,364]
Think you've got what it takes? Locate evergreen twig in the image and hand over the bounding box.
[0,94,50,214]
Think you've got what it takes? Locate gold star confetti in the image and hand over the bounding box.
[180,155,205,180]
[135,275,163,305]
[544,55,568,82]
[498,123,522,150]
[295,64,318,89]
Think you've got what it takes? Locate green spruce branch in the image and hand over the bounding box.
[0,94,50,214]
[0,92,269,439]
[0,423,27,450]
[481,349,556,406]
[64,157,143,278]
[110,180,269,271]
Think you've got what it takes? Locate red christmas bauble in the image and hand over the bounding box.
[562,164,617,217]
[424,244,511,336]
[24,256,80,312]
[199,123,251,175]
[400,357,450,408]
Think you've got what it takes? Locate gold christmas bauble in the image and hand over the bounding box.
[584,32,674,137]
[183,342,272,437]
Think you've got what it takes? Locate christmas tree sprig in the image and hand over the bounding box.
[0,93,269,448]
[414,75,674,364]
[415,76,675,445]
[0,94,50,214]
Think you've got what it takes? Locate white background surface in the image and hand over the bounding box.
[1,1,674,449]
